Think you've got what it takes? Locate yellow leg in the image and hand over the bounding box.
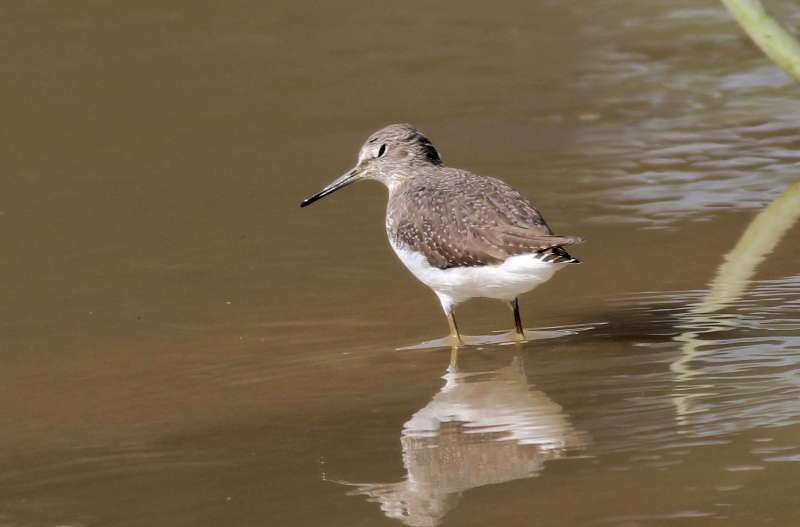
[445,307,464,346]
[510,298,525,341]
[437,294,463,347]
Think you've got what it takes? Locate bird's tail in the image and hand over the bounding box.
[538,245,581,264]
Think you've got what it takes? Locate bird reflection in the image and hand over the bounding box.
[334,350,588,527]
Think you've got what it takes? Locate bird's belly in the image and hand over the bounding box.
[389,240,563,303]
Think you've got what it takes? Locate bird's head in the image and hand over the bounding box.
[300,123,441,207]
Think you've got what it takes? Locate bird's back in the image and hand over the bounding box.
[387,168,581,269]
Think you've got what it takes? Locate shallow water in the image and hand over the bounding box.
[2,1,800,525]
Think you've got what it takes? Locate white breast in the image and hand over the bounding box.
[388,239,564,306]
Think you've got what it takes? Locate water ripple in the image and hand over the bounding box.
[564,1,800,227]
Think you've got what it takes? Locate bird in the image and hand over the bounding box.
[300,123,582,346]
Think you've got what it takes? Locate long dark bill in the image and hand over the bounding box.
[300,169,360,208]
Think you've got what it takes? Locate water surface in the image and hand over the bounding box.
[2,1,800,526]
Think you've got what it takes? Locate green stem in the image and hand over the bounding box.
[721,0,800,82]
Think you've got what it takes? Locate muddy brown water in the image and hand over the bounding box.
[2,1,800,526]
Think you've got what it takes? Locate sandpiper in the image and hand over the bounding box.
[301,123,582,345]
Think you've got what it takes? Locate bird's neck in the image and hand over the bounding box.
[379,164,439,195]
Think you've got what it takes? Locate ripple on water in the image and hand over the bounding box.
[595,275,800,458]
[561,1,800,228]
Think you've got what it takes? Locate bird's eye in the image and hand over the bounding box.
[377,144,387,158]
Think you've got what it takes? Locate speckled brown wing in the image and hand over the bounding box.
[389,170,582,269]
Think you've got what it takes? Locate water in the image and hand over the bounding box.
[2,0,800,525]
